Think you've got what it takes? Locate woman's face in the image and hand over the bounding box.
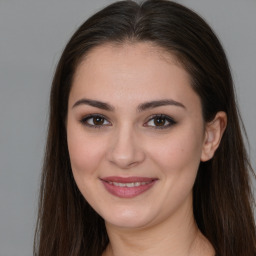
[67,42,208,229]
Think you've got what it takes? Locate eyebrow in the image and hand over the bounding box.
[72,98,115,111]
[137,99,186,112]
[72,98,185,111]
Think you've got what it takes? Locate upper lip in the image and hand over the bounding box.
[100,176,158,183]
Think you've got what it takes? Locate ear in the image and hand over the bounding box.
[201,111,227,162]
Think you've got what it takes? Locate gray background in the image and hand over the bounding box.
[0,0,255,255]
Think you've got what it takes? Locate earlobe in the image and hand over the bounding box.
[200,111,227,162]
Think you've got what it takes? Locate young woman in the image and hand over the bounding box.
[34,1,256,255]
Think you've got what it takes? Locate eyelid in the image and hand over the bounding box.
[80,114,111,128]
[144,114,177,129]
[79,113,176,129]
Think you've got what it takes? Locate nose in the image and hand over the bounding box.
[106,125,146,169]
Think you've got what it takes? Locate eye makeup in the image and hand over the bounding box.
[144,114,177,129]
[80,114,111,129]
[79,113,177,130]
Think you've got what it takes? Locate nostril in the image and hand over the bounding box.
[106,130,146,168]
[109,156,139,169]
[107,146,146,169]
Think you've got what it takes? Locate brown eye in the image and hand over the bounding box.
[81,114,111,128]
[154,116,166,126]
[93,116,104,125]
[145,114,176,129]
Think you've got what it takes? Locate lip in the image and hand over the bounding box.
[100,176,158,198]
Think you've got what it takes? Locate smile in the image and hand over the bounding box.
[100,176,158,198]
[107,181,151,187]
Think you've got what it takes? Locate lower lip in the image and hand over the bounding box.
[101,180,157,198]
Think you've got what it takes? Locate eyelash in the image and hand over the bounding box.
[80,114,177,129]
[80,114,110,129]
[144,114,177,129]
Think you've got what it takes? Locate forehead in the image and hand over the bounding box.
[83,41,180,63]
[73,42,187,85]
[69,42,200,111]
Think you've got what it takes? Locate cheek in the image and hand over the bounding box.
[67,125,106,177]
[147,128,203,213]
[148,126,204,176]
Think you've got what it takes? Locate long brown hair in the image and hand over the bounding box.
[34,1,256,255]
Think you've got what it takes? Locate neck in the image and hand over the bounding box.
[102,195,214,256]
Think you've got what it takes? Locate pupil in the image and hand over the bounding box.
[154,117,165,126]
[93,116,104,125]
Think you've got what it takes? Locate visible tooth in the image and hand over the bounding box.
[126,183,135,187]
[119,183,126,187]
[110,181,151,187]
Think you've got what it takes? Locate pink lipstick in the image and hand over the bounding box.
[100,176,158,198]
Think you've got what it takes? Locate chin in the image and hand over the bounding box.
[102,206,157,229]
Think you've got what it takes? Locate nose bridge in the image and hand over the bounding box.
[107,123,145,169]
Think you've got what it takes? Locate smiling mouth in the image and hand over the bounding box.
[100,177,158,198]
[106,181,151,187]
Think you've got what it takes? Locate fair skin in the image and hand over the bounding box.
[67,42,226,256]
